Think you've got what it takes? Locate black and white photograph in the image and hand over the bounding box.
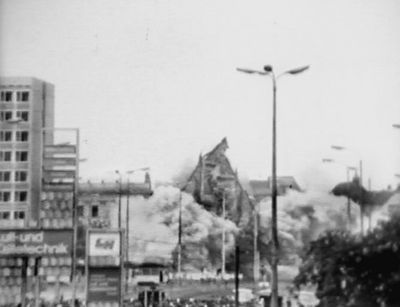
[1,1,400,306]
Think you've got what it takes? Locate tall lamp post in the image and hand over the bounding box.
[115,170,123,229]
[174,181,189,280]
[125,167,149,292]
[322,158,357,228]
[237,64,309,307]
[331,145,365,234]
[116,168,149,294]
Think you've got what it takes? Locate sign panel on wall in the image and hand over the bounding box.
[0,229,73,256]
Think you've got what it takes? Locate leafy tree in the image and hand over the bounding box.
[294,214,400,307]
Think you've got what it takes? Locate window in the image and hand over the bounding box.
[16,131,29,142]
[91,205,99,218]
[0,171,11,182]
[14,211,25,220]
[0,192,11,202]
[15,151,28,162]
[15,191,28,202]
[0,111,13,121]
[0,151,12,162]
[16,111,29,121]
[0,212,11,220]
[15,171,28,182]
[0,131,12,142]
[0,91,12,102]
[16,91,29,102]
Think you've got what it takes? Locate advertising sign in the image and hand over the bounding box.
[87,267,121,303]
[89,232,120,257]
[0,229,73,256]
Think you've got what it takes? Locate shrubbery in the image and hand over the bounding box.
[294,214,400,307]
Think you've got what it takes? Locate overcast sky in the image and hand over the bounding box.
[1,0,400,190]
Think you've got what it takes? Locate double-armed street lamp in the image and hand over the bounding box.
[115,167,150,243]
[322,158,358,228]
[330,145,367,233]
[124,167,150,261]
[237,64,309,307]
[115,167,149,294]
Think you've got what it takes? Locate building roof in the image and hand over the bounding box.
[383,192,400,207]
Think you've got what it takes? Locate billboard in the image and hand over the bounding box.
[87,267,121,303]
[87,229,123,306]
[0,229,73,256]
[89,232,120,257]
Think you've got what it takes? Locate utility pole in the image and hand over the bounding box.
[253,202,260,284]
[270,72,279,307]
[126,178,130,294]
[177,191,182,278]
[116,171,122,229]
[235,245,240,307]
[221,190,226,279]
[346,168,352,230]
[359,160,364,236]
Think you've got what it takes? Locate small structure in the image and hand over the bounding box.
[248,176,302,202]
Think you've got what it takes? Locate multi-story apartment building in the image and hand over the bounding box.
[0,77,54,228]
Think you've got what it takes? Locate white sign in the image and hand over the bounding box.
[89,232,120,256]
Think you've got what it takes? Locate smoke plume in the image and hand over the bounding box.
[127,186,238,269]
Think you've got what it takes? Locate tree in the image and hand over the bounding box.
[294,214,400,307]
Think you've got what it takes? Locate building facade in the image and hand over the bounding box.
[0,77,54,228]
[183,138,253,228]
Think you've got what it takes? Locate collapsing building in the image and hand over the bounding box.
[183,138,253,228]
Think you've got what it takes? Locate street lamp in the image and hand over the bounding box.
[115,170,123,229]
[331,144,366,234]
[125,168,149,261]
[322,158,358,228]
[116,167,149,294]
[237,64,309,307]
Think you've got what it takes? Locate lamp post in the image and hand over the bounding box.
[237,64,309,307]
[221,189,227,279]
[115,170,123,229]
[116,168,149,294]
[322,158,357,228]
[331,145,365,234]
[173,181,190,281]
[125,167,149,292]
[177,191,183,278]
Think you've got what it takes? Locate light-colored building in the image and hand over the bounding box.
[0,77,54,228]
[248,176,302,202]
